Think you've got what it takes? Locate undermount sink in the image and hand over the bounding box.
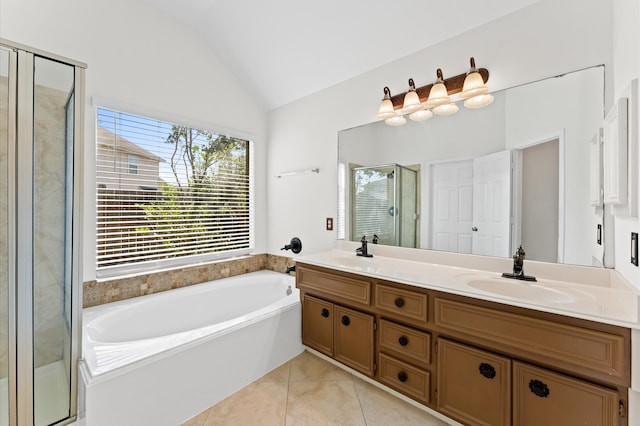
[466,278,577,304]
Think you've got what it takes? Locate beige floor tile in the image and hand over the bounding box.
[353,379,450,426]
[180,408,210,426]
[289,351,352,382]
[286,380,366,425]
[203,381,288,426]
[257,360,291,383]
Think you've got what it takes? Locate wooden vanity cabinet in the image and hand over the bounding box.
[296,263,631,425]
[302,295,333,356]
[437,338,511,426]
[301,295,375,376]
[512,361,619,426]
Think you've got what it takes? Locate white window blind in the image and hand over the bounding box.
[96,107,253,274]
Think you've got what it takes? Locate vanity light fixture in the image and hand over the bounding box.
[401,78,424,114]
[460,57,494,109]
[376,86,396,120]
[376,57,491,125]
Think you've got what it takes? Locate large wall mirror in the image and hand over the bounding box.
[338,66,605,267]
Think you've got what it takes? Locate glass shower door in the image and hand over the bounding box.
[32,55,75,426]
[0,46,11,426]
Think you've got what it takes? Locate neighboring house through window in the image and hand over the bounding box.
[95,107,254,276]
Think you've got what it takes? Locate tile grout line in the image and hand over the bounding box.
[352,375,369,426]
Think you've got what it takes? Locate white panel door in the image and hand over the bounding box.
[472,150,512,257]
[429,160,474,253]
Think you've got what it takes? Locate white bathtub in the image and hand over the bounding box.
[78,270,303,426]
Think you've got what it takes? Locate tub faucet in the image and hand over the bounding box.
[285,265,296,275]
[356,235,373,258]
[501,245,536,281]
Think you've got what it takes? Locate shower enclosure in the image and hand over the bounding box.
[351,164,418,248]
[0,40,84,425]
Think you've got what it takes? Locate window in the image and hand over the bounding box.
[128,154,138,175]
[96,107,253,274]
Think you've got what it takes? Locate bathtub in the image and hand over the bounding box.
[78,270,303,426]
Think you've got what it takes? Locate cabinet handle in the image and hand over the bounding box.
[394,297,405,308]
[341,315,351,326]
[397,371,408,382]
[321,308,330,318]
[529,379,550,398]
[479,363,496,379]
[398,336,409,346]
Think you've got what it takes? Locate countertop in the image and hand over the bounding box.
[295,245,640,328]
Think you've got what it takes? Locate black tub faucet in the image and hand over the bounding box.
[285,265,296,275]
[356,235,373,258]
[502,245,536,281]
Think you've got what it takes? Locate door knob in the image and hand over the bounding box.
[472,227,478,232]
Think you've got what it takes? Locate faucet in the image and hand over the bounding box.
[356,235,373,257]
[372,234,379,244]
[502,245,536,281]
[285,265,296,274]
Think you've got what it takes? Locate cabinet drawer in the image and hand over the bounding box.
[334,305,375,376]
[298,266,371,305]
[434,298,629,385]
[302,295,333,356]
[437,338,511,426]
[378,319,431,366]
[375,284,427,323]
[378,353,431,404]
[513,361,619,426]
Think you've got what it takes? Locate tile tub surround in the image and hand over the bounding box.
[180,350,452,426]
[83,253,295,308]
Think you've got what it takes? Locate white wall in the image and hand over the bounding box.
[0,0,268,281]
[267,0,613,258]
[611,0,640,289]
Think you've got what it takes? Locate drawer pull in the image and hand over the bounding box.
[394,297,405,308]
[529,379,550,398]
[341,315,351,326]
[479,363,496,379]
[321,308,329,318]
[397,371,408,382]
[398,336,409,346]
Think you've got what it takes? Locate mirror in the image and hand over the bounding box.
[338,66,605,267]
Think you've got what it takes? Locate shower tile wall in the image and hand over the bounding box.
[33,85,69,369]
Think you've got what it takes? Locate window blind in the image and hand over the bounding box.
[96,107,253,273]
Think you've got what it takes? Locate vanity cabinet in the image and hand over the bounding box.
[301,293,375,376]
[512,361,619,426]
[296,263,631,425]
[437,338,511,426]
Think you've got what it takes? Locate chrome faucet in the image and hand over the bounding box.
[502,245,537,281]
[356,235,373,257]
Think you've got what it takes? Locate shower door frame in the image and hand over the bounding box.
[1,38,85,426]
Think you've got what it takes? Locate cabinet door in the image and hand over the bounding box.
[302,295,333,356]
[513,361,619,426]
[334,305,374,376]
[437,339,511,426]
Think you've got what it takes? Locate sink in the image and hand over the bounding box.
[466,278,577,304]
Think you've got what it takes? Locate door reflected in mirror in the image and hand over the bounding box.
[338,66,605,267]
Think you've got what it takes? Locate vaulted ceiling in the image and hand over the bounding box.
[143,0,542,110]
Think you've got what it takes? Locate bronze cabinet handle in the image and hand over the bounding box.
[479,363,496,379]
[321,308,329,318]
[397,371,408,382]
[341,315,350,326]
[394,297,405,308]
[398,336,409,346]
[529,379,550,398]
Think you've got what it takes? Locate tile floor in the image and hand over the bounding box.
[181,350,451,426]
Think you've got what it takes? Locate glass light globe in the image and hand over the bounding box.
[433,102,459,115]
[409,108,433,121]
[385,115,407,126]
[464,94,494,109]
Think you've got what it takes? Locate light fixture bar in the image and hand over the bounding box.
[388,68,489,110]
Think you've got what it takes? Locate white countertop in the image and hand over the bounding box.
[295,245,640,328]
